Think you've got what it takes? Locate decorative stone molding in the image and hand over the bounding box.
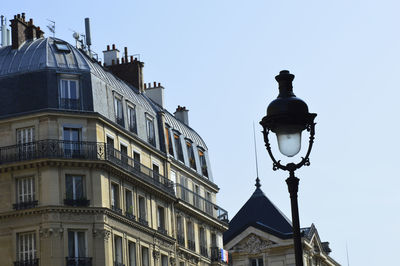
[93,229,111,241]
[153,250,160,260]
[39,227,63,239]
[235,234,275,254]
[169,257,176,266]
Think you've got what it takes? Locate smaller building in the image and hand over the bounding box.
[223,179,340,266]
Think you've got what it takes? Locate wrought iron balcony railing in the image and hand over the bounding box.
[0,140,175,196]
[13,200,38,210]
[60,98,82,110]
[111,205,123,215]
[177,234,185,246]
[188,239,196,251]
[200,245,208,257]
[210,247,221,262]
[66,257,92,266]
[14,259,39,266]
[125,212,136,221]
[64,198,90,207]
[138,217,148,226]
[175,184,228,222]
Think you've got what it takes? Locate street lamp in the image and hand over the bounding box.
[260,70,317,266]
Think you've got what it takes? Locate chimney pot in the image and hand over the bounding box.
[122,58,125,64]
[124,47,128,63]
[158,82,161,87]
[107,45,110,51]
[22,13,25,21]
[112,44,115,50]
[130,56,133,63]
[17,14,20,19]
[116,58,120,64]
[153,81,156,87]
[144,83,147,89]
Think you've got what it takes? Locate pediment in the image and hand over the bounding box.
[231,233,277,254]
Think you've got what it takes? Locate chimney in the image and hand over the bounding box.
[174,106,189,126]
[10,13,44,49]
[103,44,120,66]
[145,82,164,107]
[104,45,144,92]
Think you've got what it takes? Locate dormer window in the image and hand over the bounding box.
[127,105,137,134]
[165,127,174,156]
[59,79,80,110]
[186,141,196,170]
[174,133,184,162]
[146,115,155,147]
[198,149,208,177]
[114,97,124,127]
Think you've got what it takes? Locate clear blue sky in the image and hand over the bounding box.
[3,1,400,265]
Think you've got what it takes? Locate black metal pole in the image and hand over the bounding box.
[286,171,303,266]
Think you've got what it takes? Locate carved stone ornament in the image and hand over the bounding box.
[39,227,64,239]
[93,229,111,240]
[235,234,275,254]
[153,250,160,260]
[169,257,176,266]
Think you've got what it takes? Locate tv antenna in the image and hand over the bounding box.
[47,19,55,37]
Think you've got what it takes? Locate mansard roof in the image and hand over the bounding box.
[223,178,293,244]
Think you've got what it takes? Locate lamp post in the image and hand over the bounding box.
[260,70,317,266]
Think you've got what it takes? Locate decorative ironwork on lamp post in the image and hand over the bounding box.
[260,70,317,266]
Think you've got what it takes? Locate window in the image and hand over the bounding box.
[146,116,155,146]
[205,192,213,215]
[138,196,147,225]
[120,144,128,164]
[251,258,264,266]
[193,184,200,208]
[133,151,141,171]
[55,42,70,52]
[174,134,184,162]
[211,233,217,247]
[16,232,36,263]
[128,105,137,134]
[165,127,174,156]
[65,175,88,206]
[68,231,86,262]
[63,128,81,157]
[179,176,188,201]
[186,221,195,251]
[161,255,168,266]
[114,235,123,265]
[16,127,35,159]
[157,206,166,234]
[128,241,136,266]
[60,79,80,110]
[186,141,196,170]
[198,149,208,177]
[111,183,121,214]
[125,189,134,220]
[200,227,207,257]
[107,136,115,158]
[177,216,185,246]
[141,247,149,266]
[114,97,124,126]
[14,176,37,210]
[152,163,160,183]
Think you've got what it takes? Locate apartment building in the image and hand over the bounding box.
[0,13,228,266]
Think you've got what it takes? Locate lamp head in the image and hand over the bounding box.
[260,70,316,157]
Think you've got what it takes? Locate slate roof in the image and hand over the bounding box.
[223,178,293,244]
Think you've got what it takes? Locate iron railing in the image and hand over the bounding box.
[188,239,196,251]
[158,226,167,235]
[13,200,38,210]
[111,205,123,215]
[60,98,82,110]
[0,140,175,196]
[175,184,228,222]
[210,247,221,262]
[177,234,185,246]
[138,217,148,226]
[14,259,39,266]
[65,257,92,266]
[64,198,90,207]
[200,245,208,257]
[125,212,136,221]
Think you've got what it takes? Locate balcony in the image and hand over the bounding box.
[125,212,136,221]
[200,245,208,257]
[111,205,123,215]
[177,234,185,246]
[64,198,90,207]
[13,200,38,210]
[14,259,39,266]
[176,184,228,222]
[0,140,175,196]
[138,217,148,226]
[60,98,82,110]
[188,239,196,251]
[66,257,92,266]
[158,226,167,235]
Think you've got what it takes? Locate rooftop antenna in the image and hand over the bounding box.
[253,122,261,188]
[47,19,55,38]
[84,18,92,52]
[346,242,350,266]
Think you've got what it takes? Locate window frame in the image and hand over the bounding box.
[127,104,137,134]
[68,230,87,259]
[16,176,35,204]
[16,231,36,262]
[59,77,81,110]
[173,133,184,162]
[186,140,197,170]
[65,175,85,200]
[145,115,156,146]
[114,95,124,127]
[198,148,208,177]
